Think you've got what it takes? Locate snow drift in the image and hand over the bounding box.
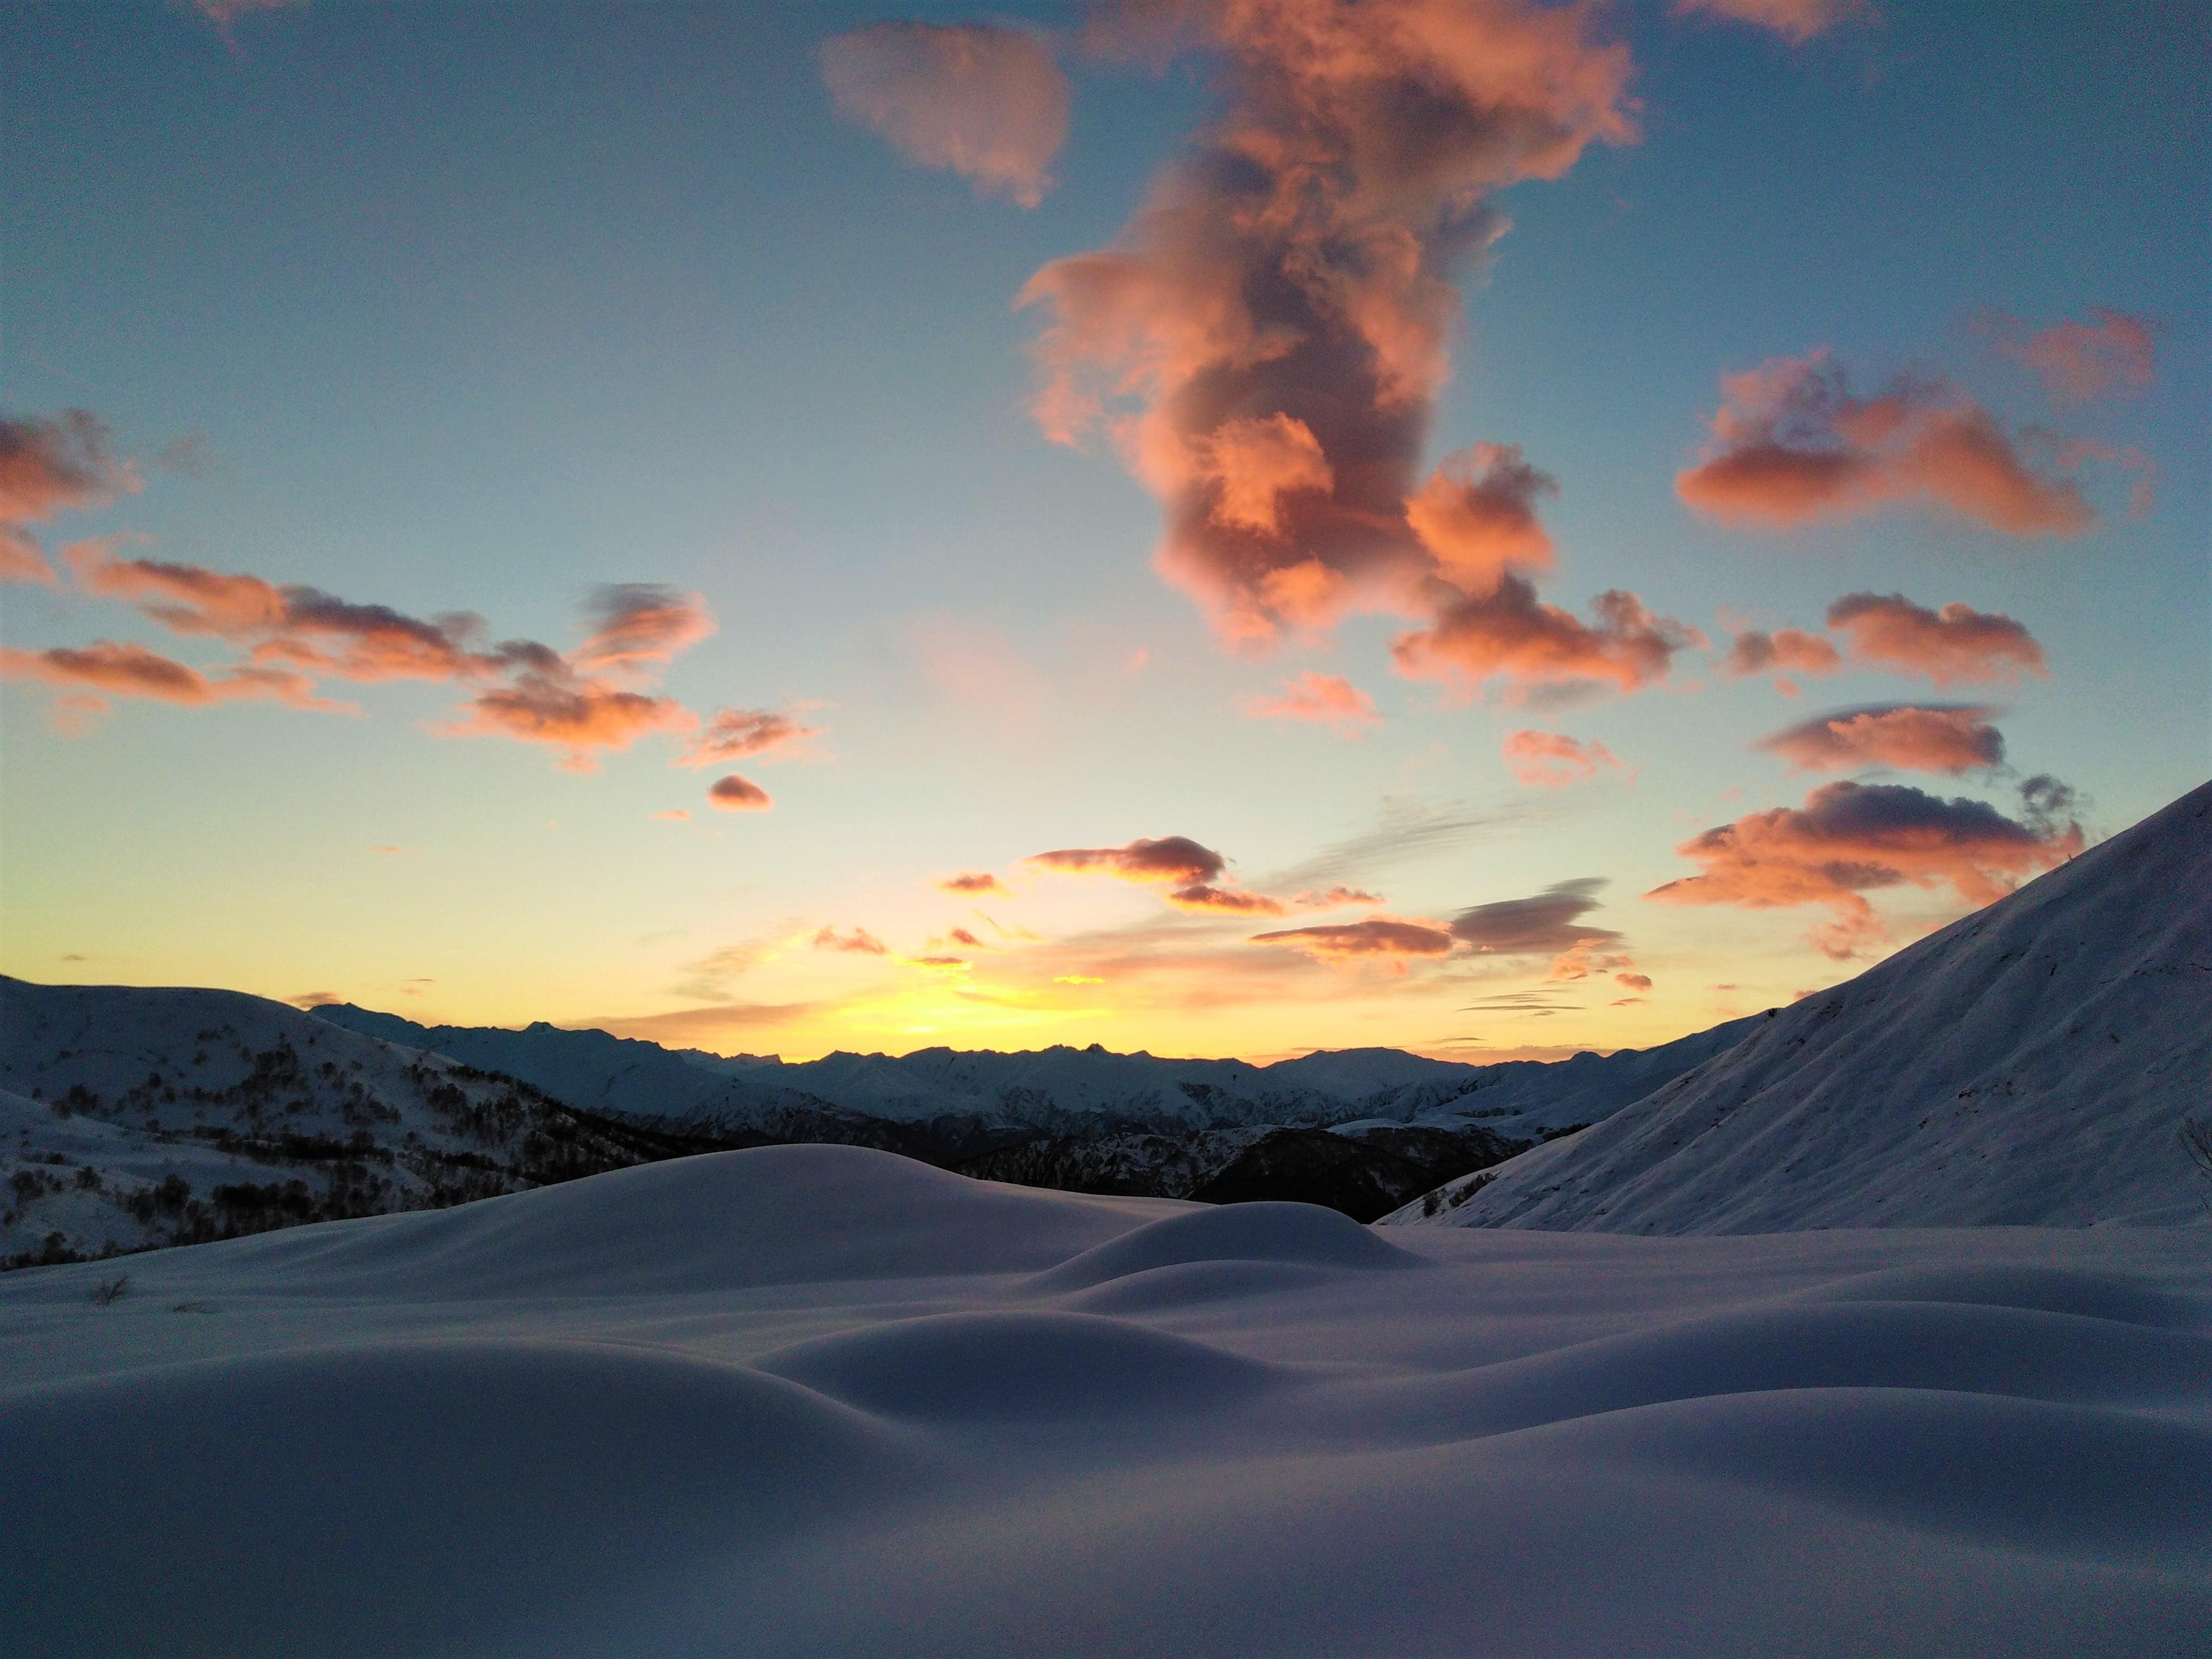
[3,1144,2206,1657]
[1389,781,2212,1232]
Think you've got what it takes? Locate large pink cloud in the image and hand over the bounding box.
[1757,703,2005,775]
[1391,577,1701,697]
[1020,0,1638,658]
[1677,350,2099,536]
[822,22,1070,207]
[0,411,141,585]
[1825,592,2046,686]
[1647,779,2081,958]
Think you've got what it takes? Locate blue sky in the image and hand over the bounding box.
[3,0,2204,1059]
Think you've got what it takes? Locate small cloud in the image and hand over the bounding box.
[675,705,824,768]
[368,844,415,855]
[812,926,888,956]
[1053,974,1104,985]
[706,774,773,812]
[1238,671,1381,739]
[287,991,343,1009]
[820,21,1069,207]
[1615,971,1653,992]
[939,870,1009,896]
[1983,307,2156,404]
[1671,0,1874,43]
[1501,730,1623,789]
[652,809,691,823]
[1291,886,1383,909]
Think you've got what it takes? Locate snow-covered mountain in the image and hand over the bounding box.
[0,979,701,1267]
[1388,781,2212,1233]
[312,1004,1758,1142]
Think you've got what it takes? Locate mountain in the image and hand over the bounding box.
[311,1004,1760,1142]
[1387,781,2212,1234]
[0,979,720,1268]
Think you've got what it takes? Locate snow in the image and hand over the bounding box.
[4,1143,2207,1657]
[1388,781,2212,1233]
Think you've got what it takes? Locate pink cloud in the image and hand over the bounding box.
[0,640,342,717]
[675,706,825,768]
[1677,350,2097,536]
[1718,625,1843,692]
[1671,0,1872,42]
[1647,779,2081,958]
[821,22,1069,207]
[1,411,141,586]
[1238,671,1380,738]
[1989,308,2156,403]
[1249,916,1457,967]
[812,926,889,956]
[1501,729,1623,787]
[1757,703,2005,774]
[1019,0,1635,651]
[1025,833,1290,916]
[1825,592,2046,687]
[1392,578,1702,698]
[939,870,1009,896]
[706,774,773,812]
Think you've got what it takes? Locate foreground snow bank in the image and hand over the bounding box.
[4,1146,2207,1658]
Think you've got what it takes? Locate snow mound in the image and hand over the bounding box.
[1033,1199,1418,1291]
[1389,781,2212,1233]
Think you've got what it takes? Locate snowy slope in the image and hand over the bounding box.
[0,978,686,1266]
[1388,782,2212,1234]
[2,1145,2205,1657]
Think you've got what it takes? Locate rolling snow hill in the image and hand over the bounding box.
[3,1144,2206,1657]
[0,979,709,1267]
[1388,781,2212,1233]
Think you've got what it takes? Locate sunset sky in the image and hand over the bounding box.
[3,0,2205,1063]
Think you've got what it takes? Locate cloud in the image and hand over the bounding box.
[1291,886,1383,909]
[1614,971,1653,992]
[1646,779,2082,958]
[812,926,889,956]
[1027,832,1294,917]
[1238,671,1380,738]
[821,21,1069,207]
[706,774,772,812]
[568,584,716,672]
[286,990,344,1009]
[1405,444,1559,594]
[1392,577,1700,698]
[1676,350,2097,535]
[1671,0,1872,42]
[1757,703,2005,774]
[653,809,691,823]
[64,545,732,768]
[1825,592,2046,686]
[195,0,308,29]
[583,1002,816,1045]
[1718,624,1842,691]
[1,410,142,585]
[0,640,342,716]
[675,706,824,768]
[939,870,1010,896]
[1262,799,1534,893]
[1987,308,2155,403]
[673,941,773,1000]
[1019,0,1636,650]
[1451,878,1620,955]
[1026,834,1227,887]
[1249,917,1457,967]
[1501,729,1622,787]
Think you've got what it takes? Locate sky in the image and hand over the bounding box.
[2,0,2205,1063]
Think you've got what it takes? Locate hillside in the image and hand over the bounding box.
[1387,781,2212,1234]
[0,979,708,1267]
